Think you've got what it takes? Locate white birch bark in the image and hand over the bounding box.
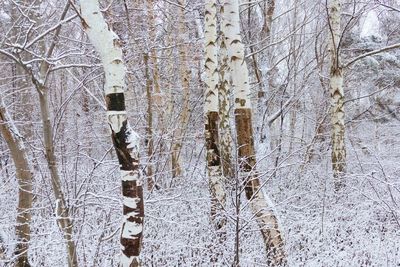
[222,0,286,265]
[171,0,190,178]
[218,5,234,179]
[80,1,144,266]
[204,0,226,230]
[328,0,346,189]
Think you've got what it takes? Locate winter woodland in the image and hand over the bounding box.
[1,0,400,266]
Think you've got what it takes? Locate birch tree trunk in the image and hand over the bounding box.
[80,1,144,266]
[218,4,234,179]
[256,0,276,158]
[328,0,346,190]
[146,0,162,107]
[171,0,190,178]
[0,98,33,267]
[146,0,163,187]
[222,0,286,265]
[144,53,155,190]
[204,0,226,231]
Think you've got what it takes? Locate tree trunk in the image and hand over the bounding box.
[36,85,78,267]
[144,53,155,191]
[146,0,164,187]
[0,98,33,267]
[32,3,78,266]
[146,0,162,108]
[204,0,227,231]
[328,0,346,190]
[171,0,190,178]
[218,4,234,179]
[80,1,144,266]
[222,0,286,265]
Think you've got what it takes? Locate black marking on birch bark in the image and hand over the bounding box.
[121,183,143,257]
[234,108,256,172]
[235,98,246,106]
[106,93,125,111]
[122,181,144,217]
[121,233,142,257]
[205,111,221,167]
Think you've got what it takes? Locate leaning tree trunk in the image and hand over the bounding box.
[80,1,144,266]
[222,0,286,265]
[204,0,227,231]
[328,0,346,190]
[0,98,33,267]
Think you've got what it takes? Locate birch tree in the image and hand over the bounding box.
[0,98,33,267]
[328,0,346,190]
[145,0,162,190]
[171,0,191,178]
[204,0,226,231]
[218,4,234,179]
[80,1,144,266]
[222,0,286,265]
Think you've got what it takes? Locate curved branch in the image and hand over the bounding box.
[343,42,400,68]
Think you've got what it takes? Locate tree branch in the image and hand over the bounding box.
[344,42,400,68]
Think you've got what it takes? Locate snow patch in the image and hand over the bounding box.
[126,125,140,150]
[0,10,10,21]
[123,197,140,209]
[330,73,343,94]
[120,170,139,181]
[107,111,126,133]
[124,211,139,219]
[120,254,139,267]
[122,220,143,238]
[360,10,382,42]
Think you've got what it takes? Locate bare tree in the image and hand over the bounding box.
[80,1,144,266]
[0,97,33,267]
[221,0,286,265]
[328,0,346,190]
[204,0,227,232]
[0,2,79,265]
[171,0,191,178]
[218,2,234,179]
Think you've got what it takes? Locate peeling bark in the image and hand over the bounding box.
[204,0,226,232]
[222,0,286,265]
[80,1,144,266]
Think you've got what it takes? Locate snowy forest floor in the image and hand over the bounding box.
[1,118,400,267]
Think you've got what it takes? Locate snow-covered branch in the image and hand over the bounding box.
[344,42,400,68]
